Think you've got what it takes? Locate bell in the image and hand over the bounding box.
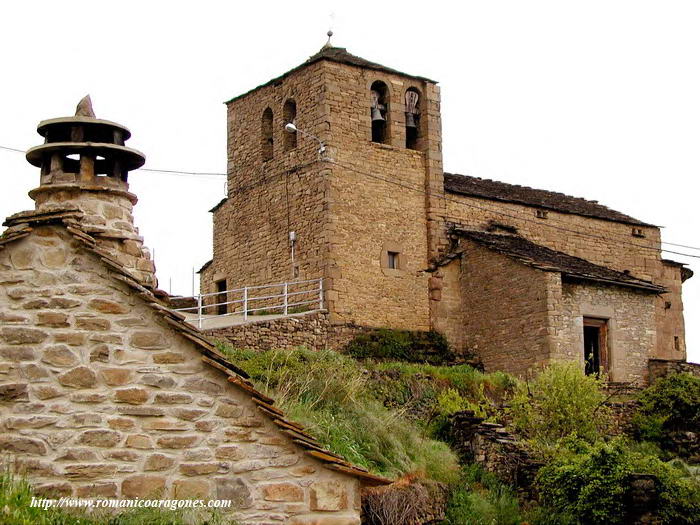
[371,107,385,121]
[405,112,417,128]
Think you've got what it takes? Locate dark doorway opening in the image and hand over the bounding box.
[583,317,608,375]
[215,279,227,315]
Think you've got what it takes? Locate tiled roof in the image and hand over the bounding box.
[444,173,654,227]
[226,46,436,103]
[0,209,390,487]
[454,228,665,293]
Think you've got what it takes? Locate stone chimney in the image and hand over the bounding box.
[23,96,157,288]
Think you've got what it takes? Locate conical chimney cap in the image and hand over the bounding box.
[75,95,96,118]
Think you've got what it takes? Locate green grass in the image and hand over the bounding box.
[0,472,230,525]
[217,345,461,483]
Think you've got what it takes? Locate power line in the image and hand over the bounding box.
[3,142,699,257]
[326,158,700,260]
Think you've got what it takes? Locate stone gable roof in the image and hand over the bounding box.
[454,228,666,293]
[444,172,654,227]
[0,209,390,487]
[226,46,436,104]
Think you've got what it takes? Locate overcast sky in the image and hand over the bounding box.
[1,1,698,362]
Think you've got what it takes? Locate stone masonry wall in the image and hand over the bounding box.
[205,311,368,353]
[460,242,558,376]
[323,60,437,330]
[0,226,361,525]
[445,193,687,361]
[648,358,700,383]
[202,60,331,301]
[558,281,656,384]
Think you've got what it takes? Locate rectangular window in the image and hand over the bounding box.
[215,279,227,316]
[535,209,548,219]
[387,251,399,270]
[632,228,645,238]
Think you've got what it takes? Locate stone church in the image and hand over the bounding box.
[201,42,693,383]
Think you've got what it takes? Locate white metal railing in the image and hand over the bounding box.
[174,278,324,330]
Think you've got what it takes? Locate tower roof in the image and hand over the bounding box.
[226,46,437,104]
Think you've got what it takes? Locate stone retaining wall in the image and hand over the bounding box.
[205,311,368,353]
[648,358,700,383]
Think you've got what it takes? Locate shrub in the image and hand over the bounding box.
[442,465,523,525]
[345,328,454,364]
[509,363,610,447]
[633,373,700,445]
[536,438,700,525]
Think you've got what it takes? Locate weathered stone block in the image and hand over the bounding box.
[33,482,73,498]
[75,317,110,331]
[125,434,155,449]
[76,482,118,498]
[101,368,133,386]
[215,477,253,509]
[115,387,150,404]
[157,435,199,449]
[89,298,130,314]
[262,482,304,502]
[179,462,220,476]
[214,445,244,460]
[121,475,166,498]
[0,383,28,401]
[56,449,100,462]
[107,417,137,431]
[154,392,194,404]
[5,415,58,429]
[1,327,48,345]
[20,363,50,380]
[173,478,211,499]
[58,366,97,388]
[153,351,186,364]
[34,385,64,400]
[140,374,176,389]
[182,377,222,395]
[63,464,118,480]
[43,345,79,367]
[77,429,121,447]
[144,454,175,471]
[0,346,35,361]
[37,312,70,327]
[142,419,188,431]
[310,481,348,511]
[130,331,169,350]
[117,406,165,417]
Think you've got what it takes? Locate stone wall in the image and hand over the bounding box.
[205,311,368,353]
[648,358,700,382]
[202,60,331,300]
[460,242,557,376]
[0,226,362,524]
[558,281,656,384]
[445,192,687,361]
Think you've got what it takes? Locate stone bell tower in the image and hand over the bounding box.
[21,96,157,287]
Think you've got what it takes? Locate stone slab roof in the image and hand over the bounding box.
[226,46,436,104]
[0,209,390,487]
[444,172,654,227]
[454,228,665,293]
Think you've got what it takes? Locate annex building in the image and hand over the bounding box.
[200,42,693,384]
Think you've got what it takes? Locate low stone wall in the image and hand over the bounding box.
[205,311,368,352]
[648,358,700,383]
[448,411,541,498]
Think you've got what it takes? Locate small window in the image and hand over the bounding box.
[387,251,399,270]
[283,99,297,151]
[535,209,548,219]
[405,88,421,150]
[674,336,681,352]
[632,227,645,238]
[215,279,227,315]
[261,108,274,161]
[370,81,389,144]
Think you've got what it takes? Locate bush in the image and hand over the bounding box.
[218,345,460,483]
[509,363,610,448]
[345,329,455,364]
[442,465,523,525]
[633,373,700,445]
[536,439,700,525]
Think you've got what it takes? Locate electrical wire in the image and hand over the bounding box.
[2,142,699,257]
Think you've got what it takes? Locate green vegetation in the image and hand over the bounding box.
[0,472,228,525]
[218,345,460,482]
[509,363,611,449]
[632,373,700,453]
[345,328,455,364]
[536,438,700,525]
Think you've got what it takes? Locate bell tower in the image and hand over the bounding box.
[22,96,157,287]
